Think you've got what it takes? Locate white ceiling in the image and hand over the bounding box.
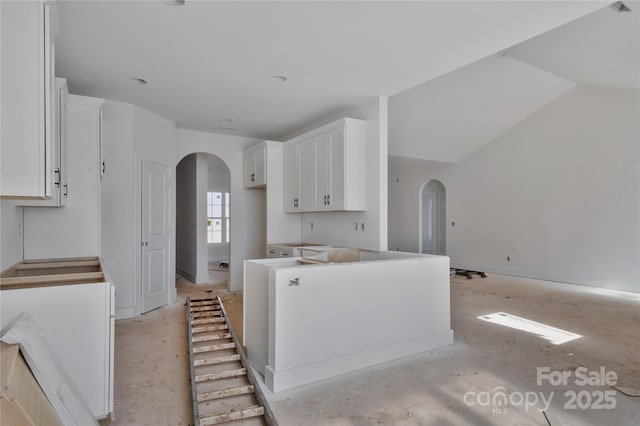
[389,55,576,163]
[54,0,607,141]
[507,2,640,90]
[389,1,640,163]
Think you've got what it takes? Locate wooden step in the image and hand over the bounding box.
[190,300,219,307]
[192,317,226,325]
[195,368,247,383]
[192,333,232,343]
[192,310,222,318]
[193,342,236,354]
[200,405,264,425]
[191,305,221,312]
[193,354,240,367]
[192,324,228,333]
[197,384,255,402]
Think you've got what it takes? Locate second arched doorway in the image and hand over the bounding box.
[420,179,446,255]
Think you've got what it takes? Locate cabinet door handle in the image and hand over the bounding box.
[54,168,60,186]
[102,161,106,175]
[251,173,255,182]
[63,183,68,197]
[327,194,330,205]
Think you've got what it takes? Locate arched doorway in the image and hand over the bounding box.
[420,180,446,255]
[176,153,230,286]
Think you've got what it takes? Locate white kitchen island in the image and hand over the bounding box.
[243,249,453,392]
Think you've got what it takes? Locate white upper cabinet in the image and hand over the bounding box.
[283,118,367,213]
[283,143,300,211]
[243,142,267,188]
[18,78,69,207]
[1,1,56,199]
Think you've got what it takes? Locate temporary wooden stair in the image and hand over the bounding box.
[187,297,277,426]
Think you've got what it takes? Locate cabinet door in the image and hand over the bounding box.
[328,127,345,210]
[298,139,316,212]
[0,1,52,198]
[314,132,332,210]
[254,146,266,186]
[283,144,299,212]
[244,145,266,188]
[244,152,255,187]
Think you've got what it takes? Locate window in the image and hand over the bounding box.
[207,191,230,244]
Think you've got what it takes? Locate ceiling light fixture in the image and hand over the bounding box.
[272,75,288,82]
[131,78,148,85]
[162,0,186,6]
[610,1,631,12]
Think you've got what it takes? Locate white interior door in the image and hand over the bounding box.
[141,160,170,313]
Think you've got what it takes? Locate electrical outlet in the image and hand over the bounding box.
[360,223,365,231]
[507,256,510,262]
[451,222,455,227]
[355,222,359,231]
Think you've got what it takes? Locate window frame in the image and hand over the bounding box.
[207,190,230,245]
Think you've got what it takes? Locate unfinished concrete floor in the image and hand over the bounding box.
[111,272,639,425]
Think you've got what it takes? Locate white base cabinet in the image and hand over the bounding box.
[283,118,367,213]
[0,259,114,420]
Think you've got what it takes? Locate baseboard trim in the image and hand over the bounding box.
[115,306,135,320]
[265,330,454,392]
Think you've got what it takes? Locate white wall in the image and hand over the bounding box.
[101,100,176,318]
[0,201,23,270]
[176,129,264,291]
[388,86,639,293]
[195,153,209,283]
[101,100,136,318]
[23,97,102,260]
[133,105,177,306]
[299,96,388,250]
[176,154,197,281]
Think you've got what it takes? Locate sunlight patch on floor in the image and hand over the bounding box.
[477,312,582,345]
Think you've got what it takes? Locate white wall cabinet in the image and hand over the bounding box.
[243,142,266,188]
[18,78,70,207]
[283,118,367,213]
[0,1,56,199]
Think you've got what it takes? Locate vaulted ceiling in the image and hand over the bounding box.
[389,1,639,163]
[55,1,609,142]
